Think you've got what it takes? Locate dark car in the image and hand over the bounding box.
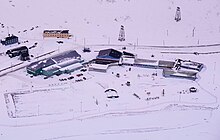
[57,41,64,44]
[83,47,91,52]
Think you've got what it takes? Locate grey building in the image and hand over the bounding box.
[162,68,197,80]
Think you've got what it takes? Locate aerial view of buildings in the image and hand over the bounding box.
[0,0,220,140]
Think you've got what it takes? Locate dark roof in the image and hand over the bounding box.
[97,49,122,59]
[6,35,18,40]
[61,30,69,33]
[7,46,28,52]
[123,51,135,57]
[2,35,18,42]
[43,30,69,34]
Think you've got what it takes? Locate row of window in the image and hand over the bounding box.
[43,33,70,38]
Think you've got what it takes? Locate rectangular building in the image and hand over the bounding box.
[162,68,197,80]
[43,30,71,38]
[1,35,18,46]
[27,50,82,76]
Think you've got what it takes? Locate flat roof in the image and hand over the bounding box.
[135,58,158,65]
[158,60,175,68]
[59,63,83,71]
[89,63,109,70]
[163,68,197,79]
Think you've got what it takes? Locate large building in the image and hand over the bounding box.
[1,35,18,46]
[95,48,122,64]
[43,30,71,38]
[27,50,83,77]
[6,46,30,61]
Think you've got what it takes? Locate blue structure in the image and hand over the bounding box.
[1,35,18,46]
[96,48,122,64]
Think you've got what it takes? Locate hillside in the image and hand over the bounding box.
[0,0,220,46]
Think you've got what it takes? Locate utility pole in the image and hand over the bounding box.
[162,89,165,96]
[38,105,40,116]
[213,62,216,84]
[80,101,82,113]
[192,27,195,37]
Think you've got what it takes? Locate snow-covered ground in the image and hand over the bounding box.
[0,0,220,140]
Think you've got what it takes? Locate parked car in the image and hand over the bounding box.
[83,47,91,52]
[76,73,83,77]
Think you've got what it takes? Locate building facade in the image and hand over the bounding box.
[43,30,71,38]
[1,35,18,46]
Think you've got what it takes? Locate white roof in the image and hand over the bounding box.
[57,59,79,66]
[42,64,60,71]
[122,57,135,64]
[89,64,109,70]
[59,63,82,71]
